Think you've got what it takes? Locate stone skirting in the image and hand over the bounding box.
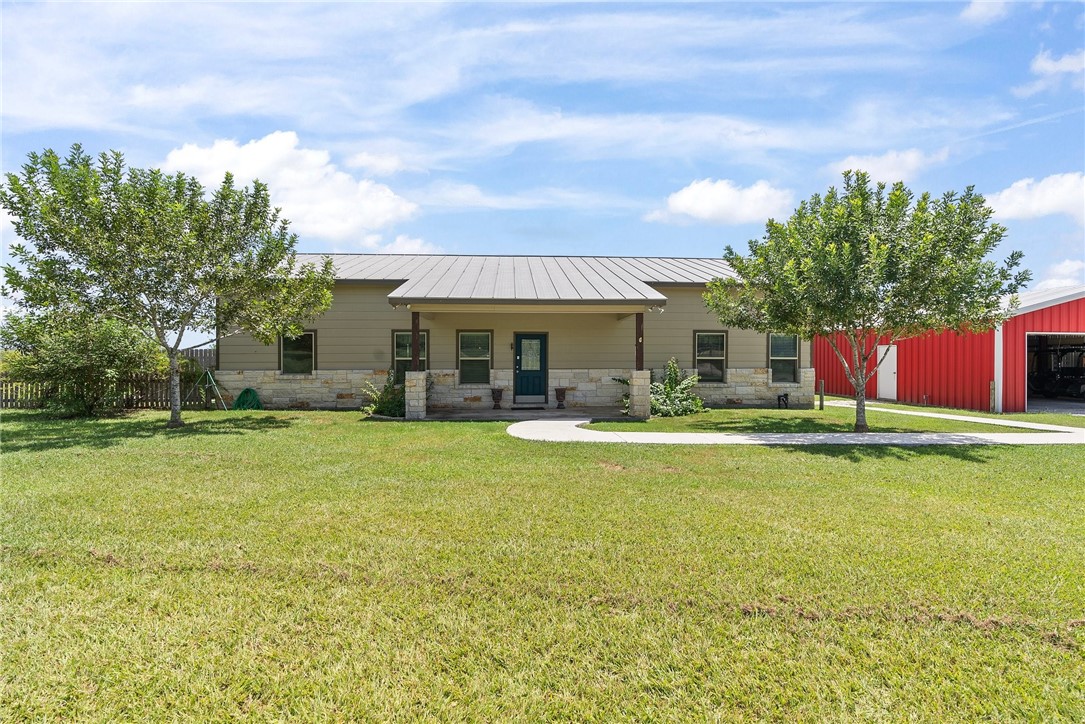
[679,366,816,408]
[213,369,389,410]
[214,366,815,411]
[426,368,634,410]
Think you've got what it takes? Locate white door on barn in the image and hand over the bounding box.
[876,344,898,401]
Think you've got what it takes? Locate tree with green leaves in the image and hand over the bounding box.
[1,309,163,417]
[1,145,335,427]
[704,171,1030,432]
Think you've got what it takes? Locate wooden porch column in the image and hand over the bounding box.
[411,311,420,371]
[635,312,644,371]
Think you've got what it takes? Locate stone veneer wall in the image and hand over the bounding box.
[214,369,389,410]
[676,367,816,408]
[426,368,633,410]
[214,366,815,411]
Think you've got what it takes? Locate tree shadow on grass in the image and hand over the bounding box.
[610,411,954,435]
[684,415,914,434]
[0,410,295,454]
[776,443,998,463]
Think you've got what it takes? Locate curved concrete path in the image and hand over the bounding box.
[507,404,1085,446]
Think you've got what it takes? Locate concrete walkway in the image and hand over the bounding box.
[506,404,1085,446]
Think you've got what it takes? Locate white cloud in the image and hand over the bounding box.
[1012,48,1085,97]
[409,180,635,212]
[960,2,1010,25]
[345,152,408,176]
[431,97,1014,168]
[987,172,1085,225]
[162,131,417,243]
[645,179,793,225]
[377,234,442,254]
[826,147,949,184]
[1032,48,1085,75]
[1033,259,1085,291]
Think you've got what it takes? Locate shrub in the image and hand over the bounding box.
[1,310,162,417]
[362,370,406,417]
[612,358,704,417]
[649,358,704,417]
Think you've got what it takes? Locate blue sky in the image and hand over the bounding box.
[2,1,1083,290]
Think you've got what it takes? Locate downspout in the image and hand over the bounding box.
[993,324,1004,413]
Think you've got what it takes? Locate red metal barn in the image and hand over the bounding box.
[813,285,1085,413]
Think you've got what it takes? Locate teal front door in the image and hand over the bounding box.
[514,333,547,402]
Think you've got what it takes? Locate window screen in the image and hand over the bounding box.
[281,332,315,374]
[769,334,799,383]
[695,332,726,382]
[458,332,491,384]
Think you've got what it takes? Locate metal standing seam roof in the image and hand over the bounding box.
[296,254,737,305]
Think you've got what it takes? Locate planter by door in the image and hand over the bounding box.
[514,333,547,404]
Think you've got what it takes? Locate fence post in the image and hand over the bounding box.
[818,379,825,410]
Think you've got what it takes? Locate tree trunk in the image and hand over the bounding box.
[848,331,870,433]
[854,386,869,433]
[167,352,184,428]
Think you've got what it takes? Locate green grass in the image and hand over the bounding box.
[587,403,1072,433]
[3,410,1084,720]
[832,396,1085,429]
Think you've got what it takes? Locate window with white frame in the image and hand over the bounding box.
[281,331,315,374]
[769,334,799,383]
[695,332,727,382]
[458,331,491,384]
[393,331,428,384]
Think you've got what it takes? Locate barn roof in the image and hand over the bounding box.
[1011,284,1085,316]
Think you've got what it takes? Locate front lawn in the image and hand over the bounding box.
[2,410,1083,720]
[587,403,1062,433]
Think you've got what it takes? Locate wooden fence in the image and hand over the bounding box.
[0,373,214,410]
[0,379,45,409]
[181,347,217,370]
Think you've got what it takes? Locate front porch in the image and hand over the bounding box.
[404,367,652,420]
[419,405,627,422]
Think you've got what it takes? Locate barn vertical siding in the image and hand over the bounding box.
[815,330,994,410]
[895,329,994,411]
[812,333,879,398]
[815,296,1085,413]
[1001,297,1085,412]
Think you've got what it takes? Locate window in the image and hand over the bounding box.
[695,332,727,382]
[458,331,491,384]
[769,334,799,383]
[281,331,315,374]
[393,331,428,384]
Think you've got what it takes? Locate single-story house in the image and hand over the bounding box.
[217,254,815,416]
[812,284,1085,413]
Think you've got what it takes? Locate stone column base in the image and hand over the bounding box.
[628,369,651,419]
[405,371,427,420]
